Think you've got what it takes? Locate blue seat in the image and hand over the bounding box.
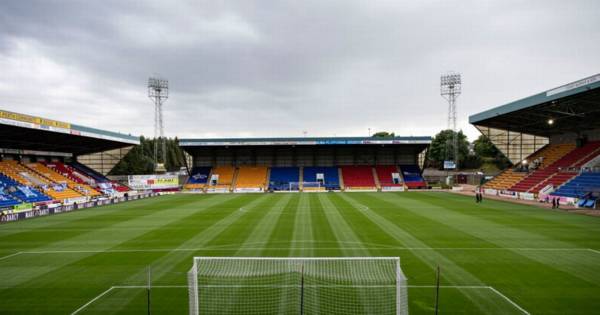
[188,167,211,184]
[70,161,109,182]
[13,186,51,203]
[269,167,299,190]
[585,199,596,208]
[303,167,339,189]
[0,173,51,203]
[0,193,20,207]
[553,172,600,198]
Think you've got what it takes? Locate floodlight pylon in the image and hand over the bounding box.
[440,72,462,167]
[148,77,169,171]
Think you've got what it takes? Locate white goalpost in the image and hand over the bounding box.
[187,257,408,315]
[295,181,323,191]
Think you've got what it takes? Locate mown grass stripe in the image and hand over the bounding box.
[337,192,509,314]
[386,192,600,287]
[104,194,277,313]
[0,195,238,291]
[317,193,376,314]
[289,194,313,257]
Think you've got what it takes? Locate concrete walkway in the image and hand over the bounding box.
[449,185,600,217]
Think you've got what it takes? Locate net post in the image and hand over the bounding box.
[188,258,199,315]
[396,257,408,315]
[434,265,440,315]
[300,262,305,315]
[147,266,152,315]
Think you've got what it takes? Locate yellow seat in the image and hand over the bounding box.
[209,166,236,190]
[483,143,577,190]
[25,163,100,197]
[236,166,268,189]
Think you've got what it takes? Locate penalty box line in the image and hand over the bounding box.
[2,247,600,259]
[71,284,529,315]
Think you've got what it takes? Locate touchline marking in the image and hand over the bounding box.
[71,285,529,315]
[0,251,22,261]
[13,247,598,256]
[489,286,530,315]
[587,248,600,255]
[71,286,115,315]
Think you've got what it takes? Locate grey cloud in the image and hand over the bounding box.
[1,0,599,140]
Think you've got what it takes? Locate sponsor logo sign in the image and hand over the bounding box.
[499,190,518,199]
[547,74,600,96]
[484,188,498,195]
[128,175,179,190]
[519,192,535,201]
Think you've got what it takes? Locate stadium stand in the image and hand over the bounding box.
[0,161,82,200]
[0,192,20,208]
[235,166,268,190]
[268,167,300,191]
[184,167,211,190]
[209,166,236,190]
[303,167,340,190]
[0,178,22,207]
[511,141,600,193]
[375,166,403,187]
[399,165,427,189]
[483,144,560,190]
[340,166,376,190]
[47,162,93,185]
[553,172,600,198]
[28,162,101,197]
[23,163,86,199]
[483,169,527,191]
[70,161,129,192]
[0,173,51,203]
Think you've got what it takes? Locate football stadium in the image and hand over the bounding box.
[0,73,599,314]
[1,2,600,314]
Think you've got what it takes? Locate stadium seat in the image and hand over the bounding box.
[0,183,21,207]
[0,161,81,200]
[235,166,268,190]
[303,167,340,190]
[0,170,51,203]
[375,165,403,187]
[268,167,300,191]
[482,144,563,190]
[209,166,236,190]
[70,161,130,192]
[399,165,427,189]
[511,141,600,193]
[340,166,376,190]
[0,161,86,200]
[552,172,600,198]
[184,167,211,190]
[26,163,101,198]
[483,169,527,191]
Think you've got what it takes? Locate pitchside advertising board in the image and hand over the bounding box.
[128,174,179,190]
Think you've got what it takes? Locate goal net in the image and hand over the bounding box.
[299,181,323,190]
[187,257,408,315]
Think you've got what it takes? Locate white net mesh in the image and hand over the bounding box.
[188,257,408,315]
[300,182,323,190]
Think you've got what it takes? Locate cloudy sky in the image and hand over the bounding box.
[1,0,599,141]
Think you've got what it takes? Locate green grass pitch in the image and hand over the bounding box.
[1,192,600,314]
